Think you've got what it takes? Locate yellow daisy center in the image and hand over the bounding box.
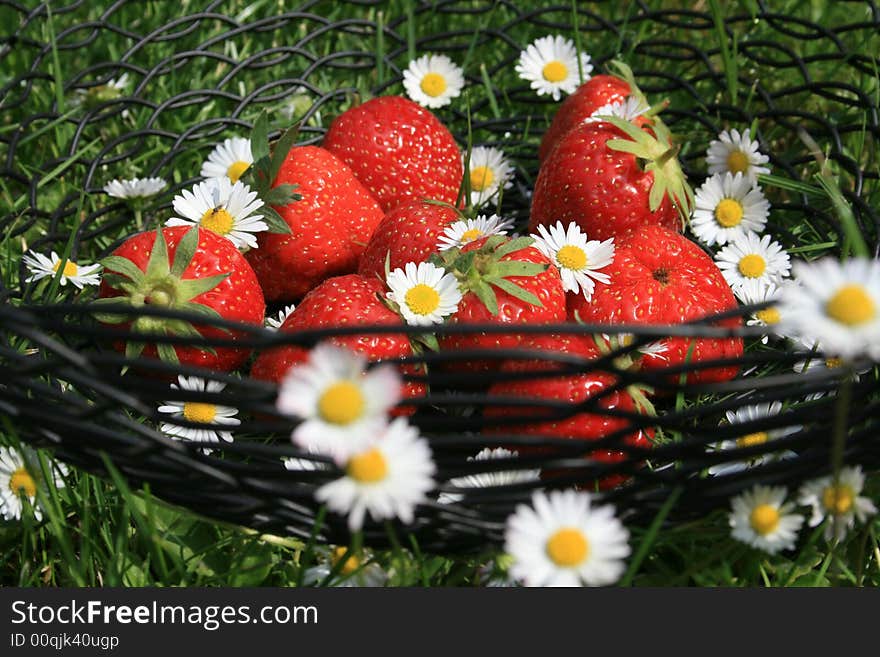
[9,467,37,498]
[420,72,448,98]
[822,484,855,515]
[226,160,250,183]
[470,165,495,192]
[749,503,780,536]
[347,448,388,484]
[460,228,484,243]
[556,244,588,270]
[736,431,769,448]
[331,546,362,575]
[200,207,235,235]
[318,381,365,425]
[546,527,589,567]
[726,150,751,174]
[825,284,876,326]
[404,283,441,316]
[714,198,744,227]
[756,307,780,325]
[542,60,568,83]
[52,260,79,277]
[738,254,767,278]
[825,357,843,369]
[182,402,217,423]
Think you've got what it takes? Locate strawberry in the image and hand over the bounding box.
[322,95,463,212]
[529,114,693,242]
[244,145,384,302]
[484,334,653,490]
[432,236,567,372]
[568,224,743,385]
[96,226,265,372]
[539,73,636,163]
[249,274,425,413]
[358,200,459,282]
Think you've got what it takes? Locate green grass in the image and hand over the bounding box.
[1,0,879,586]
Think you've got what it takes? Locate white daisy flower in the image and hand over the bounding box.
[402,54,465,109]
[437,214,514,251]
[690,172,770,247]
[0,446,67,522]
[315,418,436,531]
[515,35,593,101]
[530,221,614,301]
[798,465,877,542]
[386,261,462,326]
[708,401,800,476]
[73,73,130,107]
[715,232,791,291]
[465,146,515,207]
[276,343,402,459]
[729,484,804,554]
[166,177,267,250]
[23,251,102,289]
[602,334,670,362]
[200,137,254,183]
[158,376,240,444]
[736,279,783,343]
[302,546,387,587]
[505,489,630,587]
[706,128,770,183]
[438,448,541,504]
[589,96,650,123]
[265,304,296,331]
[103,177,167,200]
[778,257,880,360]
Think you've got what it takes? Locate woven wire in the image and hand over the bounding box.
[1,0,879,550]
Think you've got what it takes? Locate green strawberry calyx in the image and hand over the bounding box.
[242,110,302,235]
[429,235,547,316]
[92,226,228,363]
[600,114,695,227]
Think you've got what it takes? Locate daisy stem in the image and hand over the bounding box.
[405,3,416,62]
[829,364,854,540]
[375,11,385,89]
[619,486,682,586]
[134,206,144,231]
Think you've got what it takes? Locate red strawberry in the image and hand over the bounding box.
[568,224,743,385]
[484,334,653,490]
[97,226,265,372]
[245,145,384,302]
[358,200,459,282]
[433,236,567,372]
[322,95,463,212]
[530,115,693,242]
[250,274,425,413]
[539,73,636,163]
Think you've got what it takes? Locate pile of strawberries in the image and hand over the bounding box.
[96,65,746,488]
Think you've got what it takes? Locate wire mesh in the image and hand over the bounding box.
[1,0,879,550]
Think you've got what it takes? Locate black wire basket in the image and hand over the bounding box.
[2,0,879,551]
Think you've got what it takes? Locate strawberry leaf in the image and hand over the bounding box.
[125,340,145,361]
[472,280,499,316]
[261,184,301,207]
[261,206,293,235]
[493,261,547,277]
[489,277,543,308]
[250,111,270,165]
[177,274,229,302]
[493,236,535,258]
[170,226,200,277]
[268,122,301,183]
[99,256,146,285]
[156,341,179,365]
[144,227,171,280]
